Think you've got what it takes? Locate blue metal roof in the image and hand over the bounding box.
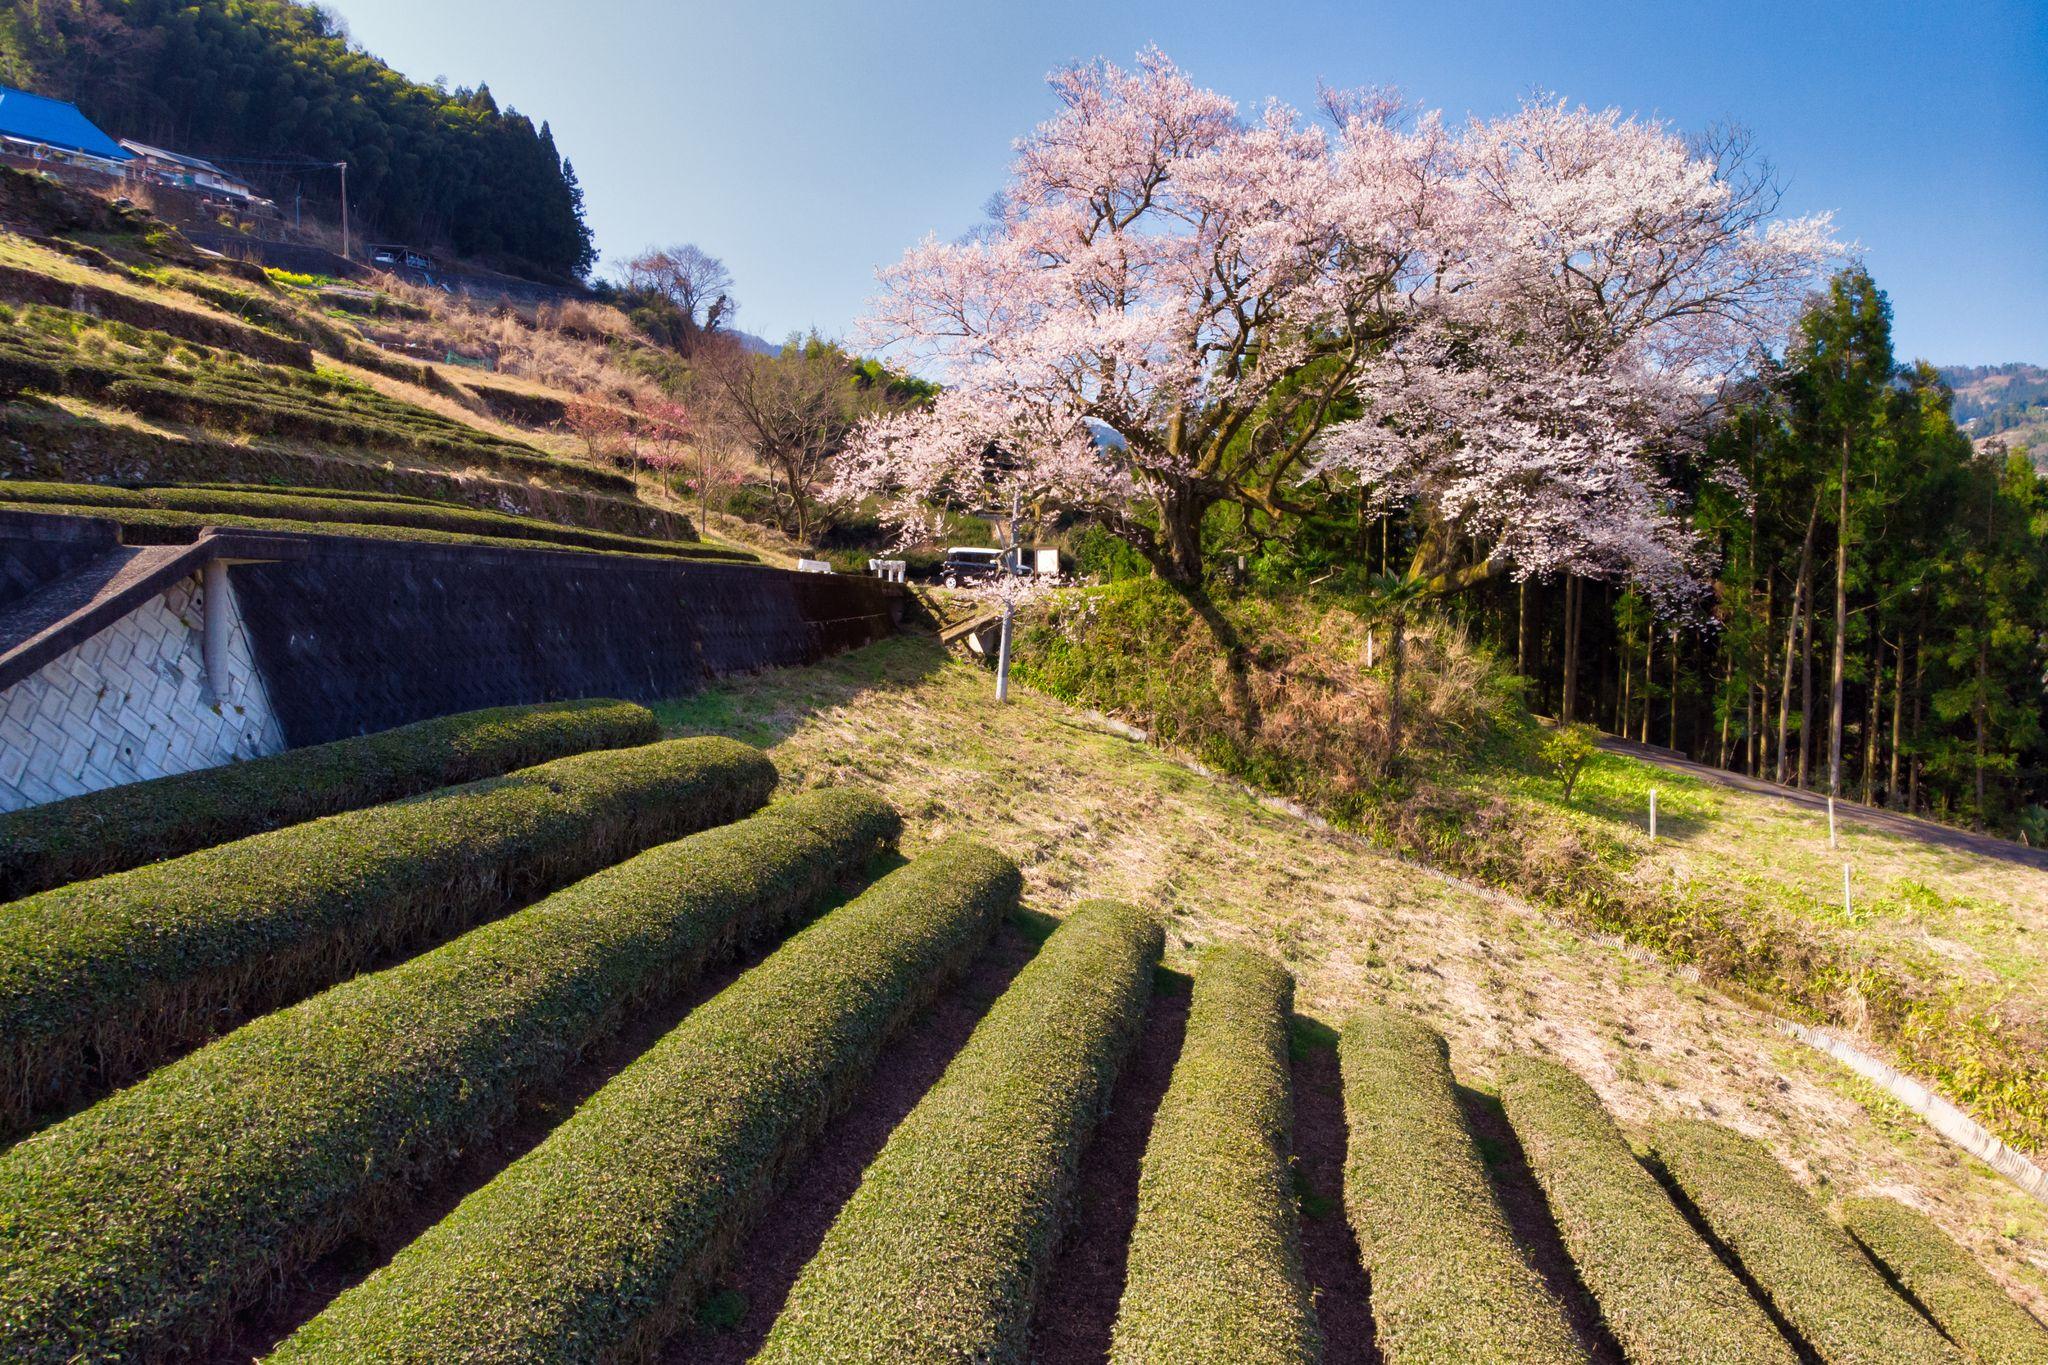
[0,86,131,162]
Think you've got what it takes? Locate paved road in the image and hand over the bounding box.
[1597,735,2048,872]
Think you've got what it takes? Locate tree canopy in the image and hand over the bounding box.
[0,0,596,280]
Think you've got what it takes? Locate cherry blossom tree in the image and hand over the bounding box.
[1317,106,1839,606]
[836,50,1838,610]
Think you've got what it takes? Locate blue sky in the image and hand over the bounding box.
[322,0,2047,365]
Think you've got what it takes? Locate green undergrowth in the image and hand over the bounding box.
[0,737,775,1139]
[1015,579,2048,1157]
[0,698,657,900]
[274,837,1021,1364]
[0,788,898,1365]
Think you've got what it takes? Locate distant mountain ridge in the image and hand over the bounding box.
[1937,362,2047,462]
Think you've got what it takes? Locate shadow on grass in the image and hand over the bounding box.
[1642,1153,1825,1365]
[652,635,952,749]
[1288,1014,1379,1364]
[1029,964,1192,1365]
[1455,1084,1627,1365]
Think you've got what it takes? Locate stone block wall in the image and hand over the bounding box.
[0,569,283,811]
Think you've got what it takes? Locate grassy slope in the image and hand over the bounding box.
[0,230,722,546]
[656,636,2048,1321]
[1015,582,2048,1159]
[1488,753,2048,997]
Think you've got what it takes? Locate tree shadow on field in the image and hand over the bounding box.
[1643,1155,1826,1365]
[667,910,1044,1364]
[1289,1015,1380,1365]
[652,634,948,750]
[1028,965,1192,1365]
[1454,1084,1627,1365]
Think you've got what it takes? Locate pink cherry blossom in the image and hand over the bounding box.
[838,52,1839,600]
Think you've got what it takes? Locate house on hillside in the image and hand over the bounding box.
[0,85,132,176]
[118,140,264,202]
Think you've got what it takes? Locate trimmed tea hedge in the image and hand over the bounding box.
[1338,1009,1586,1364]
[0,698,657,900]
[0,407,688,541]
[0,499,755,562]
[0,737,776,1136]
[1108,944,1318,1365]
[1841,1196,2048,1365]
[1651,1120,1968,1365]
[0,481,711,557]
[1498,1058,1797,1364]
[0,788,896,1365]
[271,837,1021,1364]
[758,899,1164,1365]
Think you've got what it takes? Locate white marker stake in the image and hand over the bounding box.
[1828,796,1838,850]
[1843,861,1853,919]
[1649,787,1658,842]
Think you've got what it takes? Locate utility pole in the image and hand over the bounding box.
[337,161,351,262]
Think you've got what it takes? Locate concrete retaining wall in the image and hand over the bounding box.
[0,566,282,811]
[232,535,896,746]
[0,514,898,804]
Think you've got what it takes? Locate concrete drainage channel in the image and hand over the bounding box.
[1778,1019,2048,1205]
[1057,701,2048,1209]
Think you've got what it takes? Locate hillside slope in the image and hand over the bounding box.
[661,637,2048,1327]
[0,174,754,561]
[1942,361,2048,460]
[0,0,592,279]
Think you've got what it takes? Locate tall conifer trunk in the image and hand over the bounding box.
[1827,430,1851,796]
[1776,494,1822,784]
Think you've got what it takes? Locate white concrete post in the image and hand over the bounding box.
[1843,861,1853,919]
[201,559,231,703]
[995,599,1014,704]
[1649,787,1658,841]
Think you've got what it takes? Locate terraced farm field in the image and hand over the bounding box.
[0,204,749,564]
[2,646,2045,1363]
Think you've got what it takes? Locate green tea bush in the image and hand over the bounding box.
[1841,1196,2048,1365]
[1339,1009,1586,1364]
[1498,1058,1797,1364]
[0,737,776,1136]
[0,698,657,900]
[0,407,687,541]
[272,838,1021,1364]
[758,900,1164,1364]
[1651,1120,1967,1364]
[0,789,896,1365]
[1108,945,1319,1365]
[0,481,708,556]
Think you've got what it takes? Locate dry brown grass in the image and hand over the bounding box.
[373,280,659,405]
